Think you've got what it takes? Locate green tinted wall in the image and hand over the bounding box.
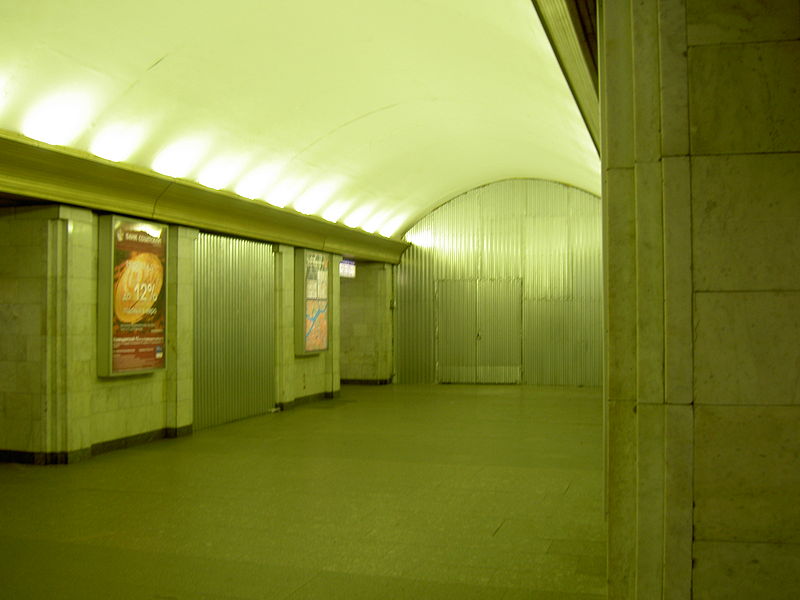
[395,179,602,385]
[194,233,276,429]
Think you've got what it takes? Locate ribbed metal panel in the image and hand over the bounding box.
[396,179,602,386]
[435,279,477,383]
[194,233,275,430]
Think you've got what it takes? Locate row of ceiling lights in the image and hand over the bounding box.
[1,83,408,238]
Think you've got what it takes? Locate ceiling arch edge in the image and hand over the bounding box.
[0,133,408,264]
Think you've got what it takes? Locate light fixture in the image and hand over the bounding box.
[197,155,248,190]
[234,163,283,199]
[343,206,371,229]
[362,211,388,234]
[90,122,147,162]
[152,137,209,178]
[293,179,341,215]
[321,201,350,223]
[266,177,305,208]
[21,89,95,146]
[378,215,406,238]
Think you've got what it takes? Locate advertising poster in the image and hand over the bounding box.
[99,218,167,375]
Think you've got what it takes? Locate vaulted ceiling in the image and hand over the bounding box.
[0,0,598,257]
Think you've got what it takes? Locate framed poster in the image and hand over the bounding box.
[98,216,168,376]
[295,249,329,354]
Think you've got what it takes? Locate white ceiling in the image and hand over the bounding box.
[0,0,599,239]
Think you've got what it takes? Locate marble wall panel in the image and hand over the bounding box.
[658,0,690,157]
[664,404,693,600]
[695,405,800,543]
[687,0,800,45]
[600,0,635,169]
[694,540,800,600]
[694,292,800,405]
[636,404,665,597]
[689,41,800,154]
[692,153,800,291]
[635,162,664,404]
[603,168,637,401]
[663,157,693,405]
[606,398,637,600]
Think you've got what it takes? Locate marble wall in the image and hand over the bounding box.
[340,262,394,382]
[601,0,799,597]
[274,245,341,406]
[0,206,50,455]
[0,205,194,461]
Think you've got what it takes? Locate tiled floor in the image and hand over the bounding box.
[0,384,606,599]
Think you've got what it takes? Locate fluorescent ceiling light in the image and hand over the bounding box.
[293,179,341,215]
[343,206,371,229]
[378,214,406,238]
[362,211,388,234]
[234,163,283,199]
[90,122,147,162]
[197,154,248,190]
[152,137,209,178]
[21,90,95,146]
[266,177,305,208]
[321,201,350,223]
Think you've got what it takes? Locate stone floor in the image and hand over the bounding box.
[0,384,606,599]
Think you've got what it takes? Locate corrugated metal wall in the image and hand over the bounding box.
[194,233,276,429]
[396,179,602,385]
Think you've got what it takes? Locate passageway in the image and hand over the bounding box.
[0,384,605,599]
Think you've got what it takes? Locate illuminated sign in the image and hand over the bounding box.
[98,216,168,376]
[339,259,356,278]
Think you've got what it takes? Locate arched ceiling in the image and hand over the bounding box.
[0,0,599,242]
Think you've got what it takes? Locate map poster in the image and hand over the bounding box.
[98,217,168,376]
[304,299,328,352]
[295,249,330,354]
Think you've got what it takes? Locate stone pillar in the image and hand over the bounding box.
[601,0,800,597]
[274,244,295,407]
[273,245,341,406]
[166,226,198,434]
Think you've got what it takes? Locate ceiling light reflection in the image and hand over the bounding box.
[235,163,283,199]
[321,202,350,223]
[90,122,147,162]
[22,90,95,145]
[362,211,389,234]
[152,137,209,178]
[293,180,341,215]
[405,230,435,248]
[343,206,371,229]
[266,177,305,208]
[197,155,248,190]
[378,215,406,238]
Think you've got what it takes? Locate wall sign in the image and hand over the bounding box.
[98,216,168,376]
[339,259,356,278]
[295,249,329,354]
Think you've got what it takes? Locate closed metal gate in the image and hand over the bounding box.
[436,279,522,383]
[194,233,275,429]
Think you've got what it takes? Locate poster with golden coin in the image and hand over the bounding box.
[98,217,167,375]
